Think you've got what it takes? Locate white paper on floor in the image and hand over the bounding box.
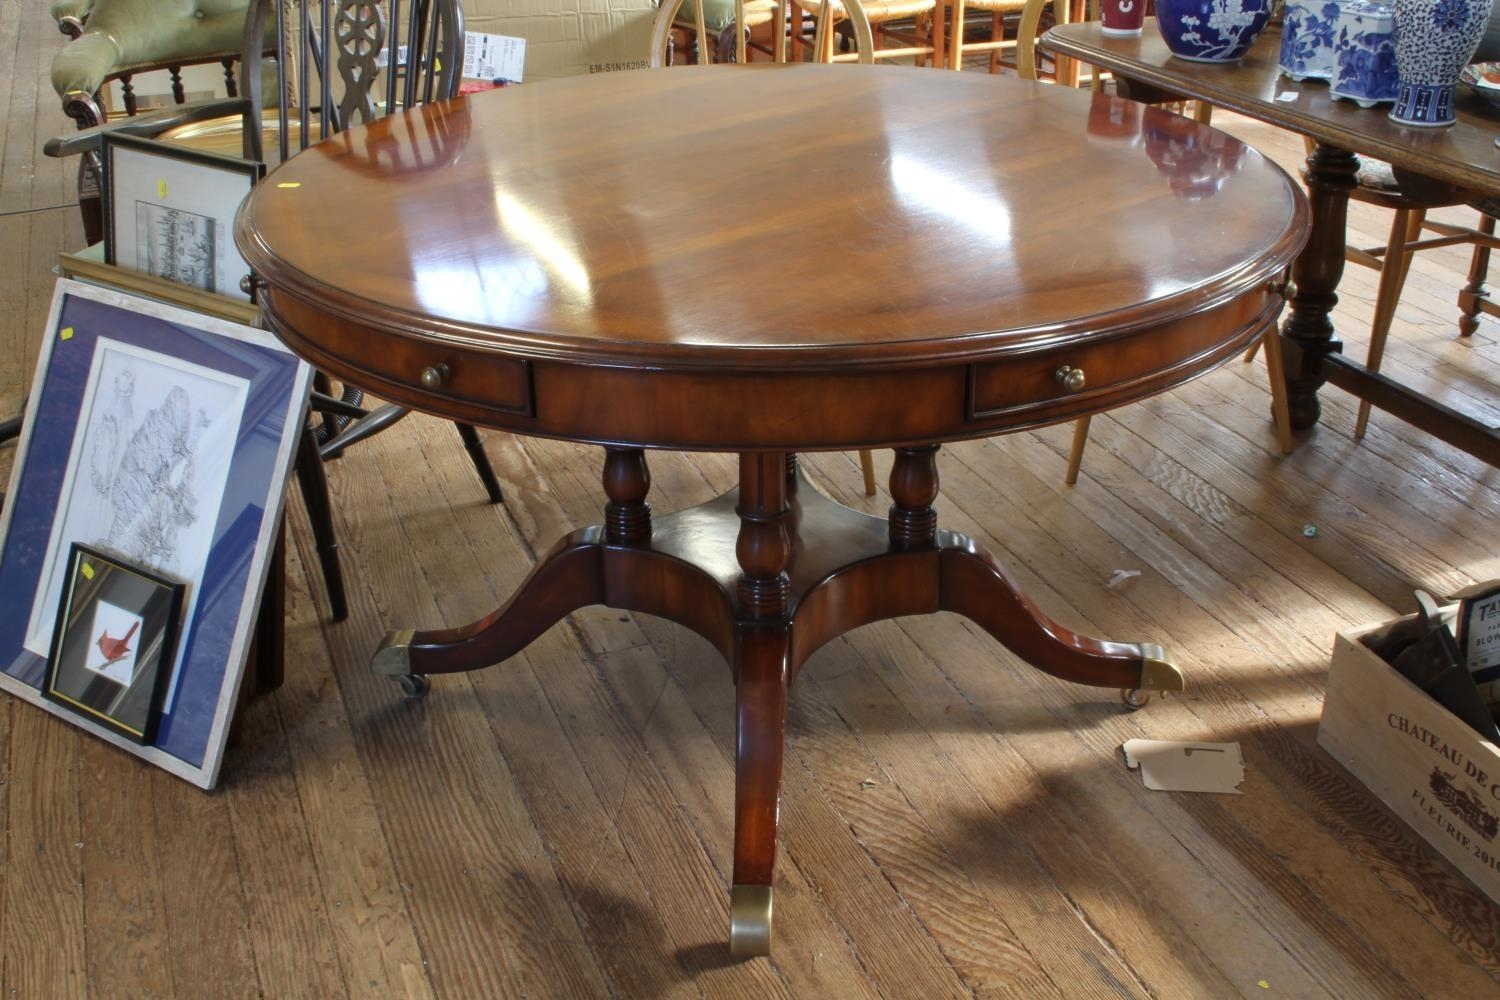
[1122,739,1245,794]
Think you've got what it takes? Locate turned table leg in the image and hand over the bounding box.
[729,452,793,957]
[1284,143,1356,430]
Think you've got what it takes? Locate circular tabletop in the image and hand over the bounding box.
[237,64,1308,450]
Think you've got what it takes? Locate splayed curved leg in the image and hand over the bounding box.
[729,452,792,958]
[372,528,606,680]
[938,538,1182,696]
[729,626,789,957]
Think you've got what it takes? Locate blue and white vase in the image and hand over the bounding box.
[1156,0,1274,61]
[1279,0,1348,79]
[1330,0,1399,105]
[1390,0,1493,125]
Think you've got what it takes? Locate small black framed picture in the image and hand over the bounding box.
[44,543,185,745]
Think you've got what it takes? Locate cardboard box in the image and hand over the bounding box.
[465,0,657,82]
[1319,613,1500,905]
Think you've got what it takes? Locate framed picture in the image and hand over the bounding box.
[0,279,312,788]
[100,133,264,303]
[44,543,186,745]
[1458,581,1500,708]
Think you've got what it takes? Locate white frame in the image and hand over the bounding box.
[0,281,311,788]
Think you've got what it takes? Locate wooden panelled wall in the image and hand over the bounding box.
[3,2,1500,994]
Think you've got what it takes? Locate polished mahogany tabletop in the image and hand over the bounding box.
[237,64,1306,451]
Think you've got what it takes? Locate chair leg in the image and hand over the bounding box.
[1242,338,1261,363]
[1260,329,1293,455]
[989,12,1002,74]
[858,449,877,496]
[1458,212,1496,338]
[948,0,968,70]
[294,425,349,622]
[455,423,505,504]
[1065,415,1091,485]
[1354,208,1423,440]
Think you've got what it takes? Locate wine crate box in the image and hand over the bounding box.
[1319,613,1500,904]
[465,0,656,82]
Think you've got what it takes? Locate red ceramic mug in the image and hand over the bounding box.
[1101,0,1146,35]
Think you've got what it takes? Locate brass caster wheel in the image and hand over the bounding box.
[397,673,430,699]
[729,884,773,958]
[1121,687,1150,710]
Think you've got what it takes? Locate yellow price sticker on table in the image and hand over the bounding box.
[81,562,95,580]
[59,326,74,341]
[158,179,169,199]
[277,182,301,189]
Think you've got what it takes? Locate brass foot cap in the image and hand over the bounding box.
[729,884,773,958]
[371,629,416,676]
[1137,644,1184,692]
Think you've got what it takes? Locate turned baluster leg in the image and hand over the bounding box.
[169,66,186,105]
[603,447,651,543]
[730,451,792,957]
[1284,143,1356,429]
[223,58,239,98]
[120,74,137,116]
[889,445,939,549]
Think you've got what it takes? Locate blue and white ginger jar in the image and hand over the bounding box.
[1279,0,1348,79]
[1390,0,1494,125]
[1330,0,1399,106]
[1156,0,1273,61]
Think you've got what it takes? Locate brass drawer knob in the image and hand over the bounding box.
[1055,365,1086,392]
[420,363,450,389]
[1268,275,1298,300]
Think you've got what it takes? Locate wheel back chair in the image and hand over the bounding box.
[45,0,506,622]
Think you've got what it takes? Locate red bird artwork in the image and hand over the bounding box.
[95,621,140,665]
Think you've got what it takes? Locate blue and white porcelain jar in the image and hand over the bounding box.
[1156,0,1273,61]
[1279,0,1348,79]
[1390,0,1494,125]
[1330,0,1399,105]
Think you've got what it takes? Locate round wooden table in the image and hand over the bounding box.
[237,64,1307,958]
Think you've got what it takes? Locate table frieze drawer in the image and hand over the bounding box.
[266,292,534,417]
[966,296,1268,421]
[354,340,534,418]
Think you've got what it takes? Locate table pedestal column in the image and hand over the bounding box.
[370,445,1185,957]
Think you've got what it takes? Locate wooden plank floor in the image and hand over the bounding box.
[5,7,1500,995]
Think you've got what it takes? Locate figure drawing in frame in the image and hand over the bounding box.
[23,337,248,674]
[45,544,185,744]
[0,280,313,787]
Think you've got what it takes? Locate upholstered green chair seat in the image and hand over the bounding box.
[50,0,94,25]
[50,0,261,99]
